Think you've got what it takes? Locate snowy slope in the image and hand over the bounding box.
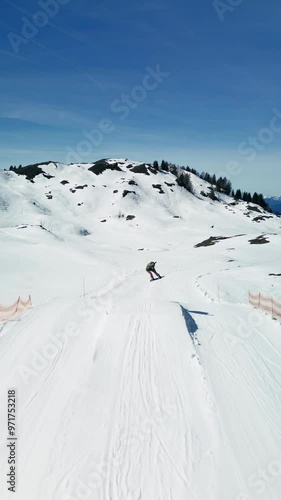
[1,159,281,500]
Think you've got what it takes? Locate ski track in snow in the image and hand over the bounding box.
[96,298,219,500]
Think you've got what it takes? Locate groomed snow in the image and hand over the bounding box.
[1,160,281,500]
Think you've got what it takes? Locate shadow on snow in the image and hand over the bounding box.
[179,305,211,342]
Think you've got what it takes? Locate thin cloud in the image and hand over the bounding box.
[137,0,168,12]
[0,103,99,129]
[0,47,31,63]
[2,0,105,91]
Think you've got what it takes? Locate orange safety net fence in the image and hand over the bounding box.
[0,296,32,322]
[249,292,281,321]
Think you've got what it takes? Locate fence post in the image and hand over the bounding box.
[16,297,20,313]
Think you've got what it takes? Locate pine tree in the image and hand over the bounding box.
[225,179,232,195]
[252,192,259,205]
[216,177,232,195]
[169,165,177,176]
[216,177,223,192]
[176,173,193,193]
[234,189,242,200]
[161,160,169,171]
[191,168,198,176]
[257,193,267,210]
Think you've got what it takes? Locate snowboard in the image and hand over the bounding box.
[150,276,164,282]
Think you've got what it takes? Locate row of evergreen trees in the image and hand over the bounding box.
[231,190,268,209]
[9,165,22,171]
[155,160,270,212]
[153,160,169,172]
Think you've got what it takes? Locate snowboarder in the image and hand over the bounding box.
[146,261,162,281]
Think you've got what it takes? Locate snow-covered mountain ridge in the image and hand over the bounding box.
[1,158,277,234]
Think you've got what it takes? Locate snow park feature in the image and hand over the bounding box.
[1,158,281,499]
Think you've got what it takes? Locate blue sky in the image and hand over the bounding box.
[1,0,281,195]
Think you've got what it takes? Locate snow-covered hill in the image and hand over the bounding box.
[1,158,281,500]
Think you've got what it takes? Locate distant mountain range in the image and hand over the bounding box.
[265,196,281,215]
